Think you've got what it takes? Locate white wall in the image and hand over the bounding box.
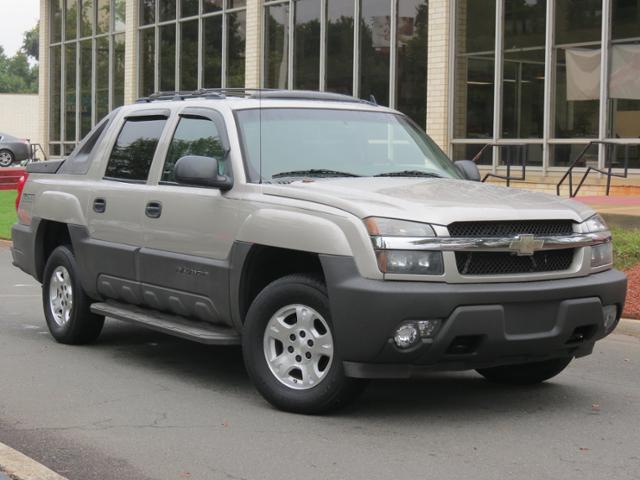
[0,93,42,146]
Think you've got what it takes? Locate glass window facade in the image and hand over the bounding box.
[49,0,126,155]
[138,0,247,97]
[453,0,640,170]
[263,0,430,128]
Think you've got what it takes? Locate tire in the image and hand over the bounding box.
[42,245,105,345]
[0,149,15,167]
[242,274,366,414]
[476,357,573,386]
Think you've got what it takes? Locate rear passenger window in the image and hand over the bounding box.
[104,117,166,181]
[161,116,226,183]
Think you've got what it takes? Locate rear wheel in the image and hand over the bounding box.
[242,274,366,414]
[476,357,573,385]
[42,245,105,344]
[0,149,15,167]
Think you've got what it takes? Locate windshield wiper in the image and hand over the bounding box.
[271,169,361,179]
[374,170,443,178]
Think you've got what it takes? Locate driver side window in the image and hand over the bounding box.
[162,116,226,183]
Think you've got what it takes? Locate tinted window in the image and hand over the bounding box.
[105,117,166,181]
[162,116,226,182]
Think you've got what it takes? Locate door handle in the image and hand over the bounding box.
[145,201,162,219]
[93,198,106,213]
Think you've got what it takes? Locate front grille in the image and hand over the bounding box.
[455,249,575,276]
[448,220,574,238]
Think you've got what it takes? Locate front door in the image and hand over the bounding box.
[138,108,238,325]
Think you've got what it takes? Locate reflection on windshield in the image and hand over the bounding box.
[235,108,461,182]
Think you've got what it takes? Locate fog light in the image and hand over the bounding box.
[603,305,618,333]
[417,319,442,338]
[394,323,419,349]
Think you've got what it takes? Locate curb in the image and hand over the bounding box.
[0,442,67,480]
[619,318,640,337]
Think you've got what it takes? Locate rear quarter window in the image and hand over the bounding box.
[59,112,114,175]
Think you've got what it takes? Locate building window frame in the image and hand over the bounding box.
[49,0,126,155]
[450,0,640,173]
[261,0,427,125]
[137,0,247,96]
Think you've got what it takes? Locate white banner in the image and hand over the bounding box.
[610,44,640,100]
[565,48,601,101]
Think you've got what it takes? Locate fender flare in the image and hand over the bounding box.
[35,191,87,226]
[236,209,353,256]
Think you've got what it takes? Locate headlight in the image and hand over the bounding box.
[591,242,613,268]
[364,217,435,237]
[365,217,443,275]
[582,214,609,233]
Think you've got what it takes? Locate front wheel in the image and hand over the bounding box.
[476,357,573,385]
[242,274,366,414]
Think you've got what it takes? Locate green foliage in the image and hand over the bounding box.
[22,23,39,61]
[0,22,39,94]
[0,47,38,93]
[0,190,17,240]
[612,227,640,272]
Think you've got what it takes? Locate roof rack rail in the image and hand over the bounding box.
[135,88,378,106]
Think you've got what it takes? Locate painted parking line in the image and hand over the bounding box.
[0,442,67,480]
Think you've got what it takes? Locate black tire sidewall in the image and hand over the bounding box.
[42,245,103,344]
[243,275,360,414]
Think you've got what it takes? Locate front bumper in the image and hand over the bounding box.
[319,256,627,379]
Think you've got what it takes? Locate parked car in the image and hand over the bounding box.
[0,132,31,167]
[10,90,627,414]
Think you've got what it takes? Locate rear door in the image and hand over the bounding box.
[85,110,170,304]
[138,107,238,324]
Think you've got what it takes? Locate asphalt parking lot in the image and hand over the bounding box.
[1,245,639,480]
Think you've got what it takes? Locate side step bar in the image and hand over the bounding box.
[91,301,241,345]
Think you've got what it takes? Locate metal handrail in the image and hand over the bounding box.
[473,143,529,187]
[556,140,637,197]
[30,143,47,162]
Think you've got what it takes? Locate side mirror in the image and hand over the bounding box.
[454,160,481,182]
[174,155,233,190]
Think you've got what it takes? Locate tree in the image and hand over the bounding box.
[22,23,39,61]
[0,23,39,93]
[0,46,38,93]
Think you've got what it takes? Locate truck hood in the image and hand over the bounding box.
[262,178,595,225]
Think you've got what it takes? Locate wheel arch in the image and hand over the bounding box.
[230,242,331,330]
[33,219,72,282]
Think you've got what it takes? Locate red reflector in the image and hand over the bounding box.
[15,173,28,211]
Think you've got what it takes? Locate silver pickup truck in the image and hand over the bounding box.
[11,90,627,413]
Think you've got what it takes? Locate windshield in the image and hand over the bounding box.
[235,108,461,182]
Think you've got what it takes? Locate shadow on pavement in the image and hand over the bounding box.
[93,319,585,421]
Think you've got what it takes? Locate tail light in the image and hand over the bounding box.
[15,173,28,211]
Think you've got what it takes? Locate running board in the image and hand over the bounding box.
[90,301,241,345]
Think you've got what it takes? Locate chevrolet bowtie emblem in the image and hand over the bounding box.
[509,234,544,256]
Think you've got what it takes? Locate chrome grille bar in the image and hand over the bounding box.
[371,232,611,253]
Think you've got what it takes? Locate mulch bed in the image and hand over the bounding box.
[623,263,640,320]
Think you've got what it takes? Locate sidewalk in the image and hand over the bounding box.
[0,442,67,480]
[576,196,640,229]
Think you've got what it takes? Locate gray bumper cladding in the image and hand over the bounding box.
[319,256,627,379]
